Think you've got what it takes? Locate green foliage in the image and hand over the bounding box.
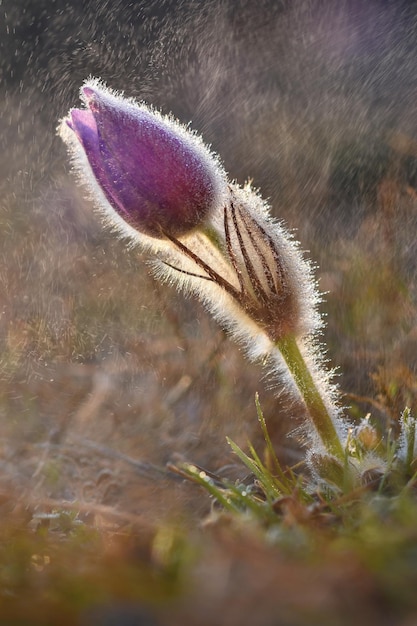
[176,399,417,542]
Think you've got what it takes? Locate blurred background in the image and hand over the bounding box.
[0,0,416,521]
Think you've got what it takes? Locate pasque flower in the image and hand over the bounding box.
[60,80,227,238]
[60,79,347,463]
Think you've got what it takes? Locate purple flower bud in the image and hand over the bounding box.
[60,80,227,238]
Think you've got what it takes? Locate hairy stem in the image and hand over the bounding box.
[276,334,344,459]
[201,222,345,459]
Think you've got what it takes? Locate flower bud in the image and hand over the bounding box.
[59,80,227,239]
[355,417,379,451]
[59,80,346,462]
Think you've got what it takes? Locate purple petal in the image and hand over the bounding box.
[61,81,226,239]
[69,108,128,218]
[86,88,217,236]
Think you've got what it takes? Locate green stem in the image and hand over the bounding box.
[277,334,344,459]
[200,225,344,459]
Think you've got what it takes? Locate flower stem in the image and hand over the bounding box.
[201,225,344,459]
[276,334,344,459]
